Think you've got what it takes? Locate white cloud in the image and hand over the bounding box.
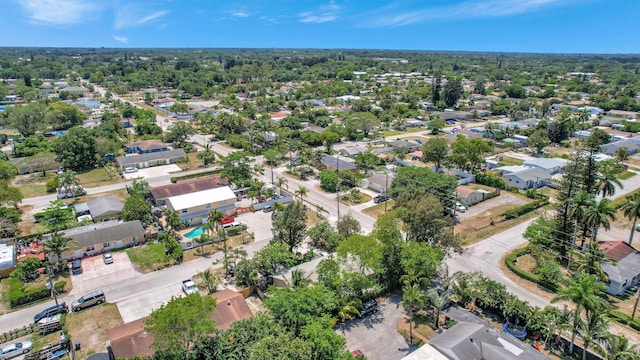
[113,35,128,43]
[298,2,342,24]
[20,0,99,26]
[114,7,169,29]
[365,0,575,27]
[230,10,250,18]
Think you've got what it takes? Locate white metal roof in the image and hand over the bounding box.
[167,186,236,211]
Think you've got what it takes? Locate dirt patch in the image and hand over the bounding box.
[362,201,395,219]
[516,254,537,273]
[67,303,123,358]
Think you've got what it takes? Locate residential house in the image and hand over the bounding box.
[389,140,421,152]
[400,344,448,360]
[125,140,170,154]
[321,154,358,170]
[504,167,552,190]
[456,186,499,206]
[270,112,288,121]
[149,176,229,206]
[76,98,100,110]
[107,317,155,359]
[210,290,254,330]
[108,290,252,359]
[550,104,579,113]
[406,119,425,128]
[86,196,124,221]
[60,86,88,95]
[607,110,638,120]
[455,129,484,139]
[361,173,394,193]
[601,139,640,156]
[600,241,640,296]
[165,186,237,226]
[429,319,548,360]
[523,158,569,175]
[0,244,16,278]
[408,150,423,160]
[115,149,186,170]
[339,145,369,158]
[56,220,145,261]
[432,111,472,121]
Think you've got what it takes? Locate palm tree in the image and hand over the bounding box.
[584,198,616,248]
[426,288,451,329]
[275,176,288,192]
[398,284,426,345]
[43,233,77,270]
[596,160,623,198]
[58,170,79,194]
[294,187,308,202]
[568,190,593,248]
[400,268,428,289]
[194,233,211,255]
[578,309,611,360]
[621,193,640,246]
[284,269,311,288]
[164,209,182,234]
[203,209,225,237]
[552,273,609,355]
[196,269,221,294]
[572,241,615,282]
[606,334,640,360]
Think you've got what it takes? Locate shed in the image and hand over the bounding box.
[87,196,124,221]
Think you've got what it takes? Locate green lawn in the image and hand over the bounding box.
[380,127,425,136]
[16,184,48,198]
[498,156,524,166]
[126,243,171,273]
[76,168,119,187]
[618,171,636,180]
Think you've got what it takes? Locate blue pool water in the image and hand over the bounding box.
[184,226,204,238]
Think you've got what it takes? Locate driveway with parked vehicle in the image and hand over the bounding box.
[340,294,414,360]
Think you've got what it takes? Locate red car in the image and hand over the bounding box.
[221,216,235,224]
[352,350,364,357]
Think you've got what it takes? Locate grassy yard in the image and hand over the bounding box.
[183,232,254,262]
[338,191,372,206]
[498,156,524,166]
[618,170,636,180]
[32,303,123,359]
[16,184,48,198]
[126,242,171,273]
[75,168,120,188]
[362,200,395,219]
[178,152,214,171]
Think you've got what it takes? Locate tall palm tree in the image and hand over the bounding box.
[164,209,182,234]
[275,176,288,192]
[426,288,451,329]
[606,334,640,360]
[203,209,225,237]
[294,187,308,202]
[43,233,77,270]
[621,193,640,246]
[584,198,616,248]
[398,284,426,345]
[568,190,593,248]
[578,309,611,360]
[58,170,79,194]
[195,268,221,294]
[194,233,211,255]
[400,268,428,289]
[596,160,623,198]
[284,269,311,288]
[552,273,609,354]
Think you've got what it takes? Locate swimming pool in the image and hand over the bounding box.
[184,226,205,239]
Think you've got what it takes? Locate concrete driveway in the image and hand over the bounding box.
[340,294,415,360]
[123,164,182,180]
[69,252,139,297]
[236,210,274,243]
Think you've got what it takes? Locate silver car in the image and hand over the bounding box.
[1,341,34,359]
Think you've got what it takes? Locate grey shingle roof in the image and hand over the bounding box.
[62,220,144,248]
[87,196,124,219]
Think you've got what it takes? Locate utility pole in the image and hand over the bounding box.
[47,265,59,308]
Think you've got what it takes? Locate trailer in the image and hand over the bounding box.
[37,314,62,334]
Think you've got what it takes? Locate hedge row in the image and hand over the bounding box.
[609,310,640,331]
[9,279,66,308]
[501,196,549,219]
[504,248,559,292]
[170,168,222,183]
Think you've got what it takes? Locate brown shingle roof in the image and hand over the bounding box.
[150,176,229,200]
[600,241,636,262]
[126,140,169,151]
[456,186,476,197]
[107,317,155,359]
[211,289,254,330]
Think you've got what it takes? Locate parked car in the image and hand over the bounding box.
[124,167,138,174]
[373,194,389,204]
[71,290,105,312]
[1,341,34,359]
[358,299,378,318]
[70,260,82,275]
[182,279,198,295]
[33,302,68,323]
[103,252,113,264]
[263,206,273,213]
[455,202,467,213]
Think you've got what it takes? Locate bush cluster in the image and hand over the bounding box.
[504,248,559,291]
[170,169,222,183]
[501,196,549,219]
[9,278,66,308]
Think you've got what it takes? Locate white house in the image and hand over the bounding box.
[165,186,237,226]
[600,241,640,296]
[504,168,552,190]
[523,158,569,175]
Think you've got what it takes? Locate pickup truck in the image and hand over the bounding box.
[373,194,389,204]
[182,279,198,295]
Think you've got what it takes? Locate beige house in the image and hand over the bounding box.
[166,186,237,226]
[456,186,500,206]
[54,220,145,261]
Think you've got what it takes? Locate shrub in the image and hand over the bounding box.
[0,206,21,223]
[501,196,549,219]
[9,280,65,308]
[609,311,640,331]
[226,228,241,236]
[475,172,516,191]
[46,177,59,193]
[505,248,559,291]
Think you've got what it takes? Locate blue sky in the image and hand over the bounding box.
[0,0,637,54]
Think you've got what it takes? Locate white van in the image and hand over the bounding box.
[124,167,138,174]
